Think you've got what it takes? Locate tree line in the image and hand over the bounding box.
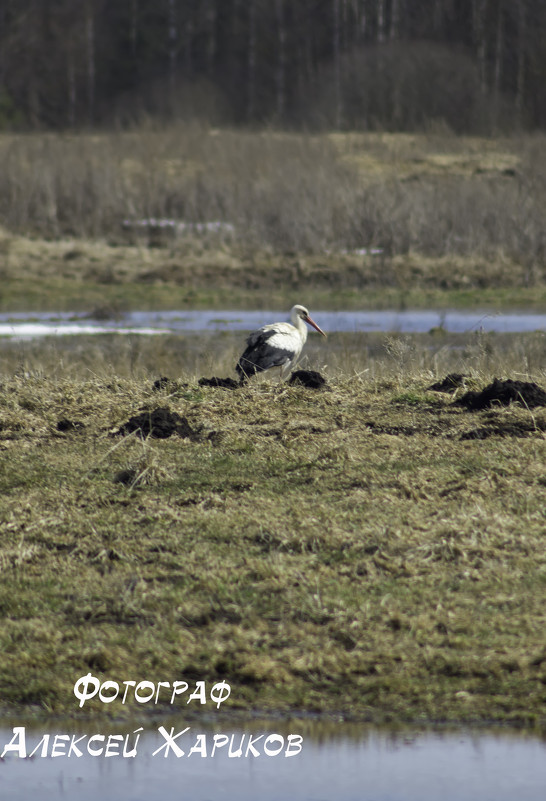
[0,0,545,132]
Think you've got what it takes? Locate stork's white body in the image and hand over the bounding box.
[255,317,308,369]
[236,305,326,382]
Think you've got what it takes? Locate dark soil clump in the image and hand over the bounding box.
[151,376,190,392]
[455,378,546,410]
[57,418,85,432]
[198,376,240,389]
[116,407,200,439]
[428,373,467,393]
[113,468,138,485]
[152,377,174,391]
[288,370,327,389]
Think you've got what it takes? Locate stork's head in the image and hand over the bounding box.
[291,305,327,336]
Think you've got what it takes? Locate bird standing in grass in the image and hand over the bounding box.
[236,304,326,383]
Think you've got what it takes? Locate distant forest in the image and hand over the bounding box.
[1,0,545,133]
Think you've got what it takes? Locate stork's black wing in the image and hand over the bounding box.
[236,329,295,381]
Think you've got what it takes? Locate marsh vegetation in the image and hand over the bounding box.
[1,129,546,314]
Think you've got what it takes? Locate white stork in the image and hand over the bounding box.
[236,304,326,383]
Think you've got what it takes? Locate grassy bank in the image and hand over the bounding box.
[1,342,545,728]
[2,234,546,314]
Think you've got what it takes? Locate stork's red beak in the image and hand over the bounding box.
[305,314,327,337]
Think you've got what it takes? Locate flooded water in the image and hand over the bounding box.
[1,723,545,801]
[0,309,545,339]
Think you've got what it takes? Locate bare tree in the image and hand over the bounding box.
[85,2,96,124]
[130,0,138,57]
[206,0,216,77]
[67,50,77,127]
[376,0,386,44]
[472,0,488,96]
[516,0,526,123]
[184,5,193,77]
[341,0,348,53]
[493,0,503,125]
[351,0,366,41]
[275,0,286,120]
[55,2,86,128]
[167,0,178,101]
[390,0,400,41]
[333,0,342,127]
[301,0,316,85]
[247,0,256,120]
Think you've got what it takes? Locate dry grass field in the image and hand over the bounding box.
[0,333,545,727]
[1,127,546,728]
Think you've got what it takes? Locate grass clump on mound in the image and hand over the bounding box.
[0,365,545,727]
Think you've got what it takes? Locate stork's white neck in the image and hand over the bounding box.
[290,310,308,343]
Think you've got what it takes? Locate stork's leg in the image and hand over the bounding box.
[279,360,292,383]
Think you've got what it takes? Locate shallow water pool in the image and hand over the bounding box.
[1,722,545,801]
[1,309,545,339]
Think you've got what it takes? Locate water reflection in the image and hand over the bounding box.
[1,721,545,801]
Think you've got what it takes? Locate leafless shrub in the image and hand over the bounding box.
[0,127,545,268]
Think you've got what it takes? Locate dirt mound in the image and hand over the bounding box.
[455,378,546,410]
[428,373,467,393]
[115,407,200,439]
[288,370,327,389]
[198,376,240,389]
